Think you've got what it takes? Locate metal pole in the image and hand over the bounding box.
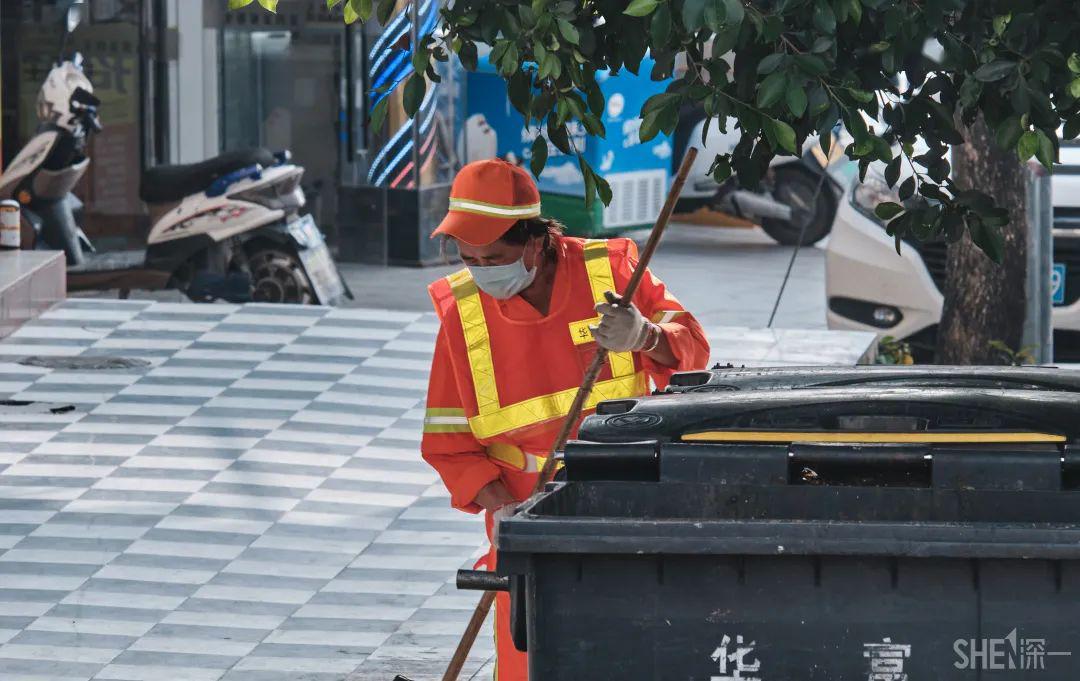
[1023,161,1053,364]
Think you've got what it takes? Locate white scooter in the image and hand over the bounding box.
[0,2,350,305]
[674,104,855,246]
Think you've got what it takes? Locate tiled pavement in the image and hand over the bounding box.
[0,299,874,681]
[0,300,492,681]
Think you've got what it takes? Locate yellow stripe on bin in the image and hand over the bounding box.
[681,431,1068,444]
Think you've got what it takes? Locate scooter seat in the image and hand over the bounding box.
[139,148,276,204]
[67,249,145,273]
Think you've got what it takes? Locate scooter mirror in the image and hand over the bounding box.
[66,2,85,34]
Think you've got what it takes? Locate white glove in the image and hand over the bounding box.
[491,501,520,549]
[591,291,656,352]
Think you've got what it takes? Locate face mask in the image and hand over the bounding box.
[468,255,537,299]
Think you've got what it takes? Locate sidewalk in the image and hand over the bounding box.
[0,296,873,680]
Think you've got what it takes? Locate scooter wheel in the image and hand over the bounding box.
[247,248,315,305]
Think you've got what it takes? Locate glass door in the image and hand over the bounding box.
[220,2,345,244]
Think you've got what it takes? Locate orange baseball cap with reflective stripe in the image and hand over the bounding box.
[432,159,542,246]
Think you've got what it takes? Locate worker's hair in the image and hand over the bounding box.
[498,216,564,262]
[439,216,565,263]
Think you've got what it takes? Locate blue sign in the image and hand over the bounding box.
[464,52,672,197]
[1052,263,1066,305]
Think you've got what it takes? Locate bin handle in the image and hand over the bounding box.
[456,569,509,592]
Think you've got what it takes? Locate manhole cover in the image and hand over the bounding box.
[0,400,77,415]
[18,356,150,370]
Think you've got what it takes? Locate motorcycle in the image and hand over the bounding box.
[0,1,351,305]
[674,104,856,246]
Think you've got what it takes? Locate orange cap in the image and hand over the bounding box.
[432,159,542,246]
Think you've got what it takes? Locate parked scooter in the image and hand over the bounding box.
[0,2,350,305]
[674,104,855,246]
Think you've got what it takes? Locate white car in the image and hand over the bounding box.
[826,144,1080,362]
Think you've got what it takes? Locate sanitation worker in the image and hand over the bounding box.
[421,159,710,680]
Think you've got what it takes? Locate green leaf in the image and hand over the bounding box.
[711,156,732,183]
[812,37,834,53]
[530,137,548,179]
[712,24,739,57]
[875,202,905,220]
[376,0,395,23]
[369,97,389,134]
[812,0,836,34]
[343,0,371,23]
[786,86,807,117]
[580,156,597,208]
[547,118,572,153]
[808,87,830,116]
[793,54,828,77]
[1035,129,1055,170]
[327,0,343,7]
[884,156,901,188]
[256,0,278,10]
[756,71,787,108]
[557,18,580,44]
[403,74,426,117]
[1065,115,1080,141]
[848,89,874,104]
[586,85,605,116]
[639,111,663,142]
[973,60,1016,82]
[995,116,1024,151]
[899,176,916,201]
[845,0,862,25]
[1070,78,1080,99]
[650,4,672,45]
[722,0,744,25]
[1017,130,1039,161]
[1070,53,1080,75]
[508,70,533,117]
[624,0,659,17]
[757,53,785,75]
[596,173,613,206]
[682,0,706,31]
[228,0,255,9]
[970,217,1005,263]
[767,118,797,154]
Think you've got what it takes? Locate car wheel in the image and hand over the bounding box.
[760,165,836,246]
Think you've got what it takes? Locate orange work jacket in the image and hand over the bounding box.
[421,235,710,512]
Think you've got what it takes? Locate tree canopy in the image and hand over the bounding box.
[238,0,1080,262]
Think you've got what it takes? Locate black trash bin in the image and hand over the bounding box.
[488,385,1080,680]
[662,364,1080,394]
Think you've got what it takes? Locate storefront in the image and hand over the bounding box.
[211,0,465,265]
[0,0,169,250]
[0,0,466,266]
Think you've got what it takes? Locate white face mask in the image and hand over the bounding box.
[468,255,537,299]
